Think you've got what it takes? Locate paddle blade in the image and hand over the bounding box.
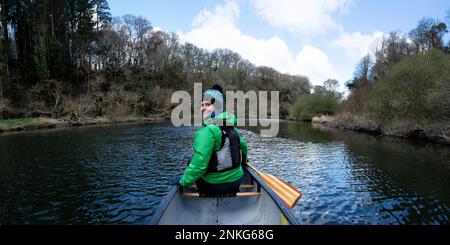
[259,173,302,209]
[246,162,302,208]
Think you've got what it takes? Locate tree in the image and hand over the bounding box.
[117,15,153,70]
[0,1,11,69]
[409,18,448,53]
[409,18,435,53]
[0,2,316,119]
[324,79,339,93]
[430,22,447,49]
[132,16,152,69]
[290,84,341,121]
[446,8,450,52]
[145,31,184,88]
[346,55,373,89]
[0,1,12,98]
[73,0,95,74]
[184,42,207,74]
[93,0,112,31]
[313,85,326,95]
[372,32,410,78]
[254,66,279,91]
[355,55,372,81]
[234,59,255,89]
[365,49,450,123]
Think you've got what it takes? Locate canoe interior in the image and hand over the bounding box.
[152,168,299,225]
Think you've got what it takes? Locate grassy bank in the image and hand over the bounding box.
[314,113,450,145]
[0,115,168,133]
[0,117,62,131]
[0,117,52,127]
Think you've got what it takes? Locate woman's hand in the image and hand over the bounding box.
[172,176,181,186]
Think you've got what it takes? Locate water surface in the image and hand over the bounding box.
[0,121,449,224]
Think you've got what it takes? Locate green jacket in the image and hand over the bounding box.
[179,112,248,186]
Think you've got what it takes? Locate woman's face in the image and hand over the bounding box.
[201,100,215,119]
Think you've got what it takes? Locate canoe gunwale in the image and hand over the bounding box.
[150,166,300,225]
[150,185,179,225]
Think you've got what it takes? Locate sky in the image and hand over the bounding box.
[107,0,450,91]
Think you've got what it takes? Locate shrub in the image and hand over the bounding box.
[142,85,173,115]
[364,49,450,125]
[0,98,11,119]
[290,92,341,121]
[60,94,96,121]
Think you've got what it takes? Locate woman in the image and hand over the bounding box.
[176,85,248,196]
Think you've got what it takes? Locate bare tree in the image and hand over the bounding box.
[409,18,435,53]
[355,55,373,81]
[313,85,326,95]
[324,79,339,93]
[372,32,410,78]
[409,18,448,53]
[133,16,152,68]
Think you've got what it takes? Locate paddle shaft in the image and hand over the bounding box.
[246,162,301,209]
[247,162,263,175]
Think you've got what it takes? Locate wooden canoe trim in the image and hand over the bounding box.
[259,173,301,208]
[246,163,302,209]
[239,184,255,188]
[182,192,261,197]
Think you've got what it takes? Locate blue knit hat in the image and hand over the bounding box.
[202,85,224,115]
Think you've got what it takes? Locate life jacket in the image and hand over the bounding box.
[206,126,242,173]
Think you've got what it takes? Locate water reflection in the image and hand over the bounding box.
[242,121,450,224]
[0,123,195,224]
[0,121,449,224]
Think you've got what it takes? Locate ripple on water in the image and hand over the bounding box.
[243,128,450,225]
[0,122,449,224]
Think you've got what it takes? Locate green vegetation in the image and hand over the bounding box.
[364,49,450,125]
[289,84,341,121]
[1,2,449,144]
[0,1,310,122]
[0,117,51,127]
[332,16,450,144]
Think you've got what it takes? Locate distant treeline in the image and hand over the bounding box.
[290,16,450,123]
[0,0,310,121]
[2,1,449,144]
[330,17,450,144]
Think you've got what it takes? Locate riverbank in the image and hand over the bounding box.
[0,115,169,134]
[310,114,450,145]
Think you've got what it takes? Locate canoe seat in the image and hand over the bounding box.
[182,192,261,197]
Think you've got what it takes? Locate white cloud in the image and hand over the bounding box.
[291,46,336,86]
[152,26,165,33]
[330,31,386,63]
[180,1,336,86]
[249,0,355,36]
[179,1,293,71]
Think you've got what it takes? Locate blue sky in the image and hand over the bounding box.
[107,0,450,90]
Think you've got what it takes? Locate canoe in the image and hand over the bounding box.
[150,166,299,225]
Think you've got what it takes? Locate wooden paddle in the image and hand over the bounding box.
[246,162,302,209]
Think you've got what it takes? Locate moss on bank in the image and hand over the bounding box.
[0,115,168,133]
[1,117,51,127]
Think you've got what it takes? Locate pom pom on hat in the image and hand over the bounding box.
[210,84,223,94]
[202,84,224,115]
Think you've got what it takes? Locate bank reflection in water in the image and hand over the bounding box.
[242,120,450,224]
[0,121,449,224]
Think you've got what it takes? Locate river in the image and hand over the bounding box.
[0,121,449,224]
